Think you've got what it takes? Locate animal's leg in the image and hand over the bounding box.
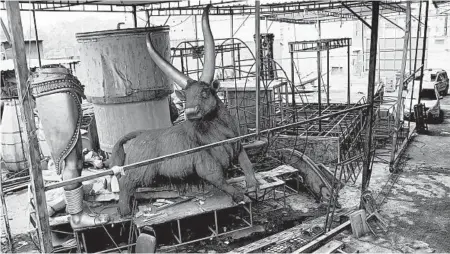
[118,168,155,216]
[196,157,245,203]
[238,149,259,191]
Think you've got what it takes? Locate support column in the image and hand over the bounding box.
[145,10,150,27]
[361,1,379,193]
[195,15,200,80]
[230,10,235,79]
[418,1,430,104]
[255,0,261,136]
[327,49,330,105]
[5,1,53,252]
[317,43,322,132]
[347,42,351,104]
[408,1,422,132]
[132,5,137,28]
[317,21,322,131]
[32,3,41,67]
[290,49,296,122]
[390,2,411,169]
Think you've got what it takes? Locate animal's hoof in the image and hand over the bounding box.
[118,204,132,217]
[232,192,245,204]
[246,178,259,192]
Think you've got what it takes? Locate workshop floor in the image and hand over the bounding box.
[338,94,450,253]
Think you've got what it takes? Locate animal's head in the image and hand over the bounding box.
[147,5,219,121]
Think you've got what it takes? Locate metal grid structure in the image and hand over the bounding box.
[1,0,406,19]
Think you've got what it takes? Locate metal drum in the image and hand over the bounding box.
[0,99,27,173]
[76,27,173,153]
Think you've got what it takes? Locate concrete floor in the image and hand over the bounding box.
[338,95,450,253]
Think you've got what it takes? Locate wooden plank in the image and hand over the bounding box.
[5,1,53,252]
[312,240,344,254]
[292,221,351,254]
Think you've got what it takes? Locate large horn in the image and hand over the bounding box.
[199,4,215,84]
[146,33,191,89]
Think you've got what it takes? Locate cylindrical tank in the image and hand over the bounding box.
[76,27,173,153]
[0,100,28,173]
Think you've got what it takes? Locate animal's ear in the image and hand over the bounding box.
[174,90,186,101]
[211,80,221,91]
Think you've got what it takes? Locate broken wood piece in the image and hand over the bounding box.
[312,240,344,254]
[292,221,351,254]
[349,209,370,238]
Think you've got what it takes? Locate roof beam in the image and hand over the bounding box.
[365,3,404,31]
[341,2,371,29]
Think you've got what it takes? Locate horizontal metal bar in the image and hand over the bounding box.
[44,104,368,191]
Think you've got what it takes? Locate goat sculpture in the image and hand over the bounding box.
[110,4,258,216]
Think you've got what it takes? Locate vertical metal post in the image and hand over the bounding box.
[145,10,150,27]
[5,1,53,252]
[132,5,137,28]
[390,2,411,169]
[255,0,261,137]
[0,178,13,252]
[32,3,41,67]
[361,1,379,193]
[230,11,235,79]
[317,43,322,132]
[347,42,351,104]
[317,20,322,131]
[327,49,330,105]
[195,15,200,80]
[361,20,365,73]
[418,1,429,104]
[290,49,296,122]
[408,1,422,132]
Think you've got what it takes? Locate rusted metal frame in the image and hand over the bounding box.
[0,178,13,252]
[361,1,379,194]
[389,2,411,169]
[45,104,369,191]
[418,1,429,104]
[341,1,372,29]
[5,1,52,252]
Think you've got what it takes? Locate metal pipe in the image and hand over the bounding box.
[408,1,422,132]
[45,104,369,191]
[361,1,379,193]
[327,49,330,105]
[290,50,296,122]
[194,15,200,80]
[390,1,411,168]
[347,42,350,104]
[132,5,137,28]
[317,42,322,132]
[317,20,322,131]
[0,18,11,43]
[145,10,150,27]
[418,1,429,104]
[32,3,41,67]
[255,0,261,137]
